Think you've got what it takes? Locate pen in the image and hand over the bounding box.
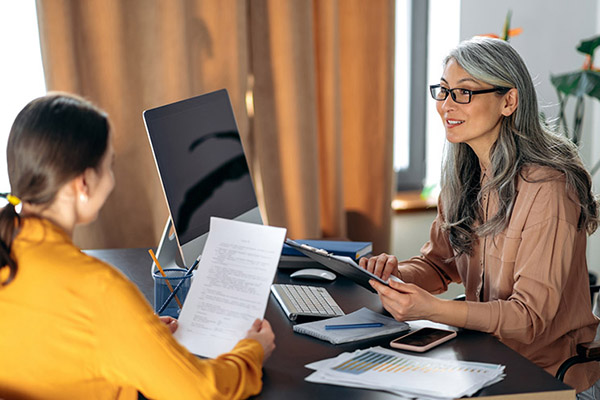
[325,322,384,330]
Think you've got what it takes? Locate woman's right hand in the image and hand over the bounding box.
[359,253,399,281]
[244,319,275,363]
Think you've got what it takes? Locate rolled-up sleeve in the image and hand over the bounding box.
[397,210,462,294]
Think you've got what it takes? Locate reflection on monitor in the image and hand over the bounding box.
[143,89,262,269]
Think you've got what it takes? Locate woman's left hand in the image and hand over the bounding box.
[369,278,438,322]
[159,315,179,334]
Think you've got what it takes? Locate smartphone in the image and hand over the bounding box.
[390,327,457,352]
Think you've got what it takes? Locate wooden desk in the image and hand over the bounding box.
[86,248,575,399]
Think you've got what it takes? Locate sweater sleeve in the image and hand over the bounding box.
[397,210,462,294]
[89,267,264,400]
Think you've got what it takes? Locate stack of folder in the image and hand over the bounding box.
[279,240,373,269]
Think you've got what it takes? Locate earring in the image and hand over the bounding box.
[80,194,88,203]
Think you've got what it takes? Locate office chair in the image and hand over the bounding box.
[555,283,600,382]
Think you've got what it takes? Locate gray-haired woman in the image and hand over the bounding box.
[361,37,600,396]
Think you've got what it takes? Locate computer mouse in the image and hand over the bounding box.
[290,268,337,281]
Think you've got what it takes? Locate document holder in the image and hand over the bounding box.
[285,239,390,293]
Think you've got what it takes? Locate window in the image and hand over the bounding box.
[394,0,461,192]
[394,0,427,191]
[425,0,460,188]
[0,2,46,193]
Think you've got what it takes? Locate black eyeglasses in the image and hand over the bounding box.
[429,84,510,104]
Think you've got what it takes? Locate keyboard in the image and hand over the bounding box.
[271,284,345,321]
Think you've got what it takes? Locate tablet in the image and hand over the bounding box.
[285,239,396,293]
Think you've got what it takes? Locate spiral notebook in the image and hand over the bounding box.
[293,307,409,344]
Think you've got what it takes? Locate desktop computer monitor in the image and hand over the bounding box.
[143,89,262,270]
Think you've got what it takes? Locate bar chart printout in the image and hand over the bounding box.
[305,346,505,399]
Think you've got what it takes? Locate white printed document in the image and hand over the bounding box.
[305,346,505,399]
[173,217,286,358]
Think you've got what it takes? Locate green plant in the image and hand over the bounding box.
[479,10,522,42]
[551,35,600,174]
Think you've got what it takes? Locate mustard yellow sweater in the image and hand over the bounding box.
[0,218,264,399]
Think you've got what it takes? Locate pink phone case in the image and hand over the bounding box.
[390,327,457,352]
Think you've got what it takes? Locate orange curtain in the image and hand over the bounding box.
[35,0,250,249]
[339,0,395,253]
[35,0,394,253]
[249,0,394,252]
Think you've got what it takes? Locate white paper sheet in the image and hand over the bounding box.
[173,217,286,358]
[304,346,505,399]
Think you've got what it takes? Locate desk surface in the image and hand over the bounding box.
[86,248,574,399]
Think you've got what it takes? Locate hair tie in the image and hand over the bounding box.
[6,195,21,207]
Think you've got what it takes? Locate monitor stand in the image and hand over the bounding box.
[151,218,206,274]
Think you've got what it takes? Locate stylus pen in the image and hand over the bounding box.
[325,322,384,330]
[157,259,199,315]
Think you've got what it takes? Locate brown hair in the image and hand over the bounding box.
[0,93,110,286]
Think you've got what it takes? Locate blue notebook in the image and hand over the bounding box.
[281,240,372,260]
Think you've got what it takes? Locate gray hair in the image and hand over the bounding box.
[439,37,598,256]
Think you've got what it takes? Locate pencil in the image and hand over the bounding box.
[148,249,183,309]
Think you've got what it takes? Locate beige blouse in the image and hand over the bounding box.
[397,165,600,393]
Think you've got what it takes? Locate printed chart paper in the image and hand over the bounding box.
[173,217,286,358]
[305,346,505,399]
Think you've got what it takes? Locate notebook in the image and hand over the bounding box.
[293,307,409,344]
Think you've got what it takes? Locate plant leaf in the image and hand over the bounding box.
[502,10,512,41]
[577,35,600,56]
[550,70,600,100]
[508,27,523,37]
[478,33,500,39]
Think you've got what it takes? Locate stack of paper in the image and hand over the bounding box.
[305,346,505,399]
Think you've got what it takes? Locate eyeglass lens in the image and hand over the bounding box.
[431,86,471,104]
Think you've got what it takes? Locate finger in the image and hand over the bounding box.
[159,315,175,324]
[389,279,413,293]
[367,254,387,274]
[374,255,388,277]
[369,279,386,293]
[252,318,262,331]
[365,257,376,273]
[167,319,178,334]
[260,319,272,333]
[358,257,367,268]
[381,255,398,281]
[370,279,410,300]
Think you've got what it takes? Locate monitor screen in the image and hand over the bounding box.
[144,89,261,265]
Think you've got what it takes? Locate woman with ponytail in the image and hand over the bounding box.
[0,93,274,399]
[361,37,600,396]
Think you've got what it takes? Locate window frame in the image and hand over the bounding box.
[395,0,428,192]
